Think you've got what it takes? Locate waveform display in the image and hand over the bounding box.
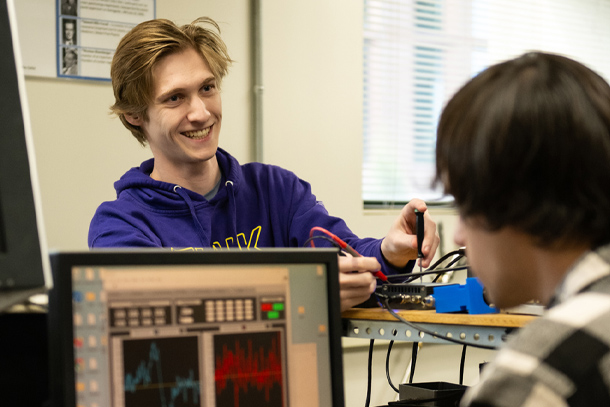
[214,331,285,407]
[122,336,201,407]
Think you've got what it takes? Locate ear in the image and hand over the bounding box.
[124,113,143,127]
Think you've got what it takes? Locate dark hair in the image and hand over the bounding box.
[435,52,610,248]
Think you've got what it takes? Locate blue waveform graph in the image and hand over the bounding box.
[122,336,201,407]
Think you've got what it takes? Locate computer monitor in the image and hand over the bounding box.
[0,0,52,311]
[47,248,345,407]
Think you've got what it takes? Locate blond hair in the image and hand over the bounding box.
[110,17,233,145]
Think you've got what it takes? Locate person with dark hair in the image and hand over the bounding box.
[435,51,610,406]
[88,17,440,311]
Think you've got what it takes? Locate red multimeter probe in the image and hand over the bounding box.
[309,226,388,282]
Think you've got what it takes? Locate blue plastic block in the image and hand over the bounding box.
[433,277,497,314]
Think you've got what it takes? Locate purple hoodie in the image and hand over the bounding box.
[88,148,413,275]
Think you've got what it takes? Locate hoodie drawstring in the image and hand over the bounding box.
[173,185,208,246]
[224,180,238,240]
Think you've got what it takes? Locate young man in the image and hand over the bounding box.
[88,17,439,311]
[435,52,610,406]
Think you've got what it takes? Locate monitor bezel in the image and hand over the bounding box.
[47,248,345,407]
[0,0,51,310]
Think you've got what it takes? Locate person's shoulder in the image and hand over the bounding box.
[547,285,610,324]
[233,157,300,184]
[243,161,296,174]
[92,193,139,217]
[249,164,309,195]
[461,298,610,406]
[217,149,307,192]
[218,147,299,180]
[505,290,610,365]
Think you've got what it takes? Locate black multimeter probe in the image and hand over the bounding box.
[415,209,424,275]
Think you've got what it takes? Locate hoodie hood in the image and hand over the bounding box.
[93,147,241,248]
[113,147,240,211]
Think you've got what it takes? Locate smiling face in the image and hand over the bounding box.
[126,47,222,180]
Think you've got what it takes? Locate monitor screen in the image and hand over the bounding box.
[48,248,345,407]
[0,0,51,310]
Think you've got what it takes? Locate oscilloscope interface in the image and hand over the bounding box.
[71,265,292,407]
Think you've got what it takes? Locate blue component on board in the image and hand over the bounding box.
[433,277,498,314]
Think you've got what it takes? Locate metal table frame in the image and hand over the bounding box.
[342,309,536,348]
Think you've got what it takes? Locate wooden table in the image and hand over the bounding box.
[342,308,537,348]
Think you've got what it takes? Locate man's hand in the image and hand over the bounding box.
[338,255,380,311]
[380,199,440,269]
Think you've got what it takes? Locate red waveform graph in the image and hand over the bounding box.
[214,331,285,407]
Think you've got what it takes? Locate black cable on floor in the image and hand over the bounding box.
[459,344,467,385]
[409,342,418,384]
[386,340,400,393]
[365,339,375,407]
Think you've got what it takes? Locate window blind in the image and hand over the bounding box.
[363,0,610,208]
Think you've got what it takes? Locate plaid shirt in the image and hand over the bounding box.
[461,244,610,407]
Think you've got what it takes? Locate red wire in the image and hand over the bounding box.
[308,227,388,282]
[309,226,348,249]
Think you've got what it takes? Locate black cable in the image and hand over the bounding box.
[432,255,464,283]
[427,248,465,271]
[386,265,469,284]
[386,265,469,281]
[459,344,467,385]
[385,248,465,284]
[302,235,340,248]
[386,340,400,393]
[445,255,464,270]
[381,298,497,350]
[365,339,374,407]
[409,342,418,383]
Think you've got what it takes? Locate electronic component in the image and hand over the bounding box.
[399,381,467,406]
[375,282,455,310]
[433,277,497,314]
[375,277,497,314]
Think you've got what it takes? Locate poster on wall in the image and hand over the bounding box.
[15,0,155,81]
